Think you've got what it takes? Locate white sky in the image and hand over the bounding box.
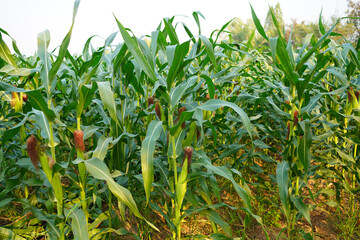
[0,0,348,55]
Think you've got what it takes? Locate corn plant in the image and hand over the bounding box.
[0,1,359,239]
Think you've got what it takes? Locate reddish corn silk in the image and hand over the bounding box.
[196,128,201,140]
[11,92,19,107]
[27,135,39,170]
[155,102,162,120]
[147,96,154,106]
[22,94,28,102]
[294,110,299,126]
[348,87,354,102]
[184,146,193,172]
[206,93,210,100]
[48,156,55,169]
[176,106,187,128]
[10,92,23,112]
[356,91,359,101]
[74,130,85,152]
[348,91,353,102]
[178,106,186,115]
[286,122,290,140]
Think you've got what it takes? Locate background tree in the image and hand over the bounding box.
[226,4,284,48]
[227,18,255,43]
[345,0,360,42]
[264,3,284,38]
[227,1,359,47]
[285,20,321,47]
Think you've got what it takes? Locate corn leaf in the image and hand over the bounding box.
[141,120,163,203]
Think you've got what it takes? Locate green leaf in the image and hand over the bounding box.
[213,18,233,43]
[0,65,33,76]
[0,82,55,122]
[170,75,197,110]
[33,109,56,143]
[201,75,215,99]
[199,35,218,71]
[37,29,51,93]
[218,144,243,159]
[326,67,348,87]
[296,19,340,71]
[1,29,33,68]
[181,23,196,44]
[253,139,270,149]
[141,120,163,203]
[301,94,321,114]
[84,158,159,231]
[276,162,290,219]
[163,17,179,45]
[176,158,188,210]
[335,148,356,164]
[298,119,312,172]
[269,5,285,39]
[273,37,297,85]
[76,83,96,116]
[206,165,252,211]
[249,4,268,41]
[150,31,159,56]
[138,37,154,70]
[201,210,232,236]
[97,81,120,126]
[92,136,112,161]
[0,32,17,67]
[291,196,311,225]
[88,212,109,230]
[192,11,205,35]
[27,91,56,122]
[269,37,278,65]
[48,0,80,86]
[166,41,190,89]
[79,49,104,83]
[2,112,31,143]
[209,233,233,240]
[198,99,252,139]
[0,227,26,240]
[114,16,157,84]
[51,173,63,207]
[27,205,60,238]
[67,208,89,240]
[0,198,14,208]
[318,9,326,35]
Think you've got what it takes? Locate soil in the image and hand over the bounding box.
[118,172,359,240]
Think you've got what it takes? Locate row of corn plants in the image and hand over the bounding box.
[0,1,359,239]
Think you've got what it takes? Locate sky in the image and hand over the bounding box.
[0,0,349,55]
